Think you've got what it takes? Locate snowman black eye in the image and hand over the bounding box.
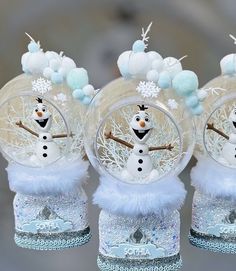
[145,118,149,122]
[136,117,140,121]
[35,109,38,112]
[42,109,46,112]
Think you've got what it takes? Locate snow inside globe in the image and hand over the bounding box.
[0,34,95,250]
[84,24,203,271]
[190,35,236,253]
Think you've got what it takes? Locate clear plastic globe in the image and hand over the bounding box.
[84,77,196,184]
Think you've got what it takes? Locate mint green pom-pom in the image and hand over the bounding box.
[158,71,171,89]
[67,68,89,90]
[190,104,203,115]
[185,95,199,108]
[72,89,84,100]
[132,40,145,52]
[173,70,199,96]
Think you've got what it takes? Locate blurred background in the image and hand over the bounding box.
[0,0,236,270]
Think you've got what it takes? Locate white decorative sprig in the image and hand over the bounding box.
[136,81,160,98]
[229,34,236,44]
[141,22,153,48]
[203,87,226,96]
[32,77,52,95]
[167,99,179,110]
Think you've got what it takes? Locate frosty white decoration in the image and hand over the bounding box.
[189,41,236,253]
[84,24,201,271]
[0,36,94,250]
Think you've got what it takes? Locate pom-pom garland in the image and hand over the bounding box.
[21,33,95,105]
[117,25,203,115]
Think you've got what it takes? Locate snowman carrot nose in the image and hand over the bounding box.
[139,120,145,127]
[37,111,43,117]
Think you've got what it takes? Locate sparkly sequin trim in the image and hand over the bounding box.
[97,253,182,271]
[189,228,236,254]
[14,227,91,250]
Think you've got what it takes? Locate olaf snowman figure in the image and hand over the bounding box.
[207,106,236,166]
[16,97,71,165]
[105,105,174,182]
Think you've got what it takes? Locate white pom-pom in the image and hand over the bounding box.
[50,58,61,71]
[27,51,48,74]
[147,51,163,62]
[151,59,164,72]
[117,50,132,77]
[146,69,159,82]
[61,57,76,74]
[128,52,150,76]
[58,67,66,77]
[21,52,31,67]
[45,51,60,61]
[220,54,236,75]
[163,57,182,78]
[43,67,53,79]
[83,84,95,96]
[197,89,208,101]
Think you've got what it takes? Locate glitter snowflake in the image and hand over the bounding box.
[136,81,160,98]
[32,77,52,95]
[167,99,178,110]
[54,93,67,103]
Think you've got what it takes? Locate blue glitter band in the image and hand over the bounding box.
[97,253,182,271]
[15,227,91,250]
[189,228,236,254]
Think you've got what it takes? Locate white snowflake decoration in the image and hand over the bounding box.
[167,99,179,110]
[136,81,160,98]
[54,93,67,103]
[32,77,52,95]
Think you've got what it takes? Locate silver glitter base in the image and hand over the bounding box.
[97,253,182,271]
[14,227,91,250]
[189,228,236,254]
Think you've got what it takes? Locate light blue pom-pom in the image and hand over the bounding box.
[51,72,63,84]
[158,71,172,89]
[185,95,199,108]
[28,42,40,53]
[82,96,92,105]
[132,40,146,53]
[72,89,85,100]
[66,68,89,90]
[172,70,199,96]
[190,104,203,115]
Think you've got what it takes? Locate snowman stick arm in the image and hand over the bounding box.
[104,131,134,149]
[52,132,74,139]
[149,144,174,151]
[207,123,229,140]
[15,121,39,137]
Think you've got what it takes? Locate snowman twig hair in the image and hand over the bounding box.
[138,105,148,111]
[36,97,43,103]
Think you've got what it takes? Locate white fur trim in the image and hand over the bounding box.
[191,156,236,200]
[93,175,186,217]
[7,159,89,196]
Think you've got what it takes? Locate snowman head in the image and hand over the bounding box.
[229,107,236,133]
[32,98,52,132]
[129,105,153,143]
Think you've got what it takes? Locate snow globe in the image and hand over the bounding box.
[84,24,203,271]
[189,35,236,253]
[0,34,95,250]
